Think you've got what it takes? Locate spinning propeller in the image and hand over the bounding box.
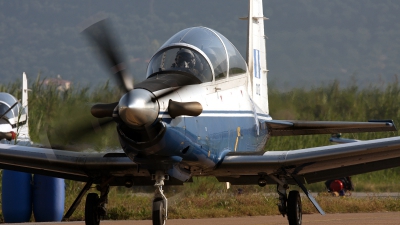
[86,19,202,126]
[46,19,202,150]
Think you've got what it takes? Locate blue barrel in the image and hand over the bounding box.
[32,175,65,222]
[2,170,32,223]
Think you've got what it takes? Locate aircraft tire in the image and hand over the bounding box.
[287,190,302,225]
[152,198,166,225]
[85,193,100,225]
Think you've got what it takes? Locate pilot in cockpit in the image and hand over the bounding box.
[171,49,204,78]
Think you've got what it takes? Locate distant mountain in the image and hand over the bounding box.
[0,0,399,89]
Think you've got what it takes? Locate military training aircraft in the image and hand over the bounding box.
[2,0,400,225]
[0,72,29,144]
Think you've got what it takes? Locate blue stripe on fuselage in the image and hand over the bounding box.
[160,112,270,167]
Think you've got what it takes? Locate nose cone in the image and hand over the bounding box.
[118,89,159,127]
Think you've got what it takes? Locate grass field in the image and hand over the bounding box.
[2,76,400,191]
[1,180,399,222]
[2,76,400,220]
[44,183,400,220]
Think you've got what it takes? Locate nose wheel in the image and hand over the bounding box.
[152,198,166,225]
[152,171,168,225]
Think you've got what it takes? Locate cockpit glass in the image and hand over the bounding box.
[0,93,24,120]
[146,47,213,82]
[0,103,12,119]
[171,28,228,80]
[216,31,247,76]
[147,27,247,81]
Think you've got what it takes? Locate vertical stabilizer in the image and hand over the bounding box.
[18,72,30,144]
[246,0,269,114]
[22,72,29,130]
[22,72,28,117]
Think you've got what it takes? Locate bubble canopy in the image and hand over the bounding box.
[0,93,26,126]
[146,27,247,83]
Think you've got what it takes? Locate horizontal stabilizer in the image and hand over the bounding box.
[265,119,396,136]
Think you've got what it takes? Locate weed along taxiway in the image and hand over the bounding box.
[3,213,400,225]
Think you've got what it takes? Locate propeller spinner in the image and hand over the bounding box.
[118,89,159,127]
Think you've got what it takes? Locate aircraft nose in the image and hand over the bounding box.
[118,89,159,127]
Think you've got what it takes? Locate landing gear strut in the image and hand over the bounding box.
[271,174,325,225]
[152,171,168,225]
[277,181,288,216]
[84,179,111,225]
[273,176,303,225]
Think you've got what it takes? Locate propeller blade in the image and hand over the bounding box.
[168,100,203,119]
[82,19,133,92]
[46,117,115,150]
[91,102,118,118]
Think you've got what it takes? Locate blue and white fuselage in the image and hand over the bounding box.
[117,26,272,179]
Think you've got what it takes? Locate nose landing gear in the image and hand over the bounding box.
[152,171,168,225]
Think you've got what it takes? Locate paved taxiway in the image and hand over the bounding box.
[7,212,400,225]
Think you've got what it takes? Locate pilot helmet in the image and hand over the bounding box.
[175,49,196,68]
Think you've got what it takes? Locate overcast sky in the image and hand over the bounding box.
[1,0,399,90]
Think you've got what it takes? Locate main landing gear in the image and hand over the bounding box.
[85,193,100,225]
[63,178,111,225]
[269,174,325,225]
[85,181,110,225]
[152,171,168,225]
[64,173,170,225]
[287,190,302,225]
[275,177,302,225]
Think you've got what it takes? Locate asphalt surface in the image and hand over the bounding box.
[4,193,400,225]
[5,212,400,225]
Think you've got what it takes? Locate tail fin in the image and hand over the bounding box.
[18,72,30,144]
[22,72,28,117]
[246,0,269,114]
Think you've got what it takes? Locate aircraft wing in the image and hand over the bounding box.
[265,119,396,136]
[213,136,400,185]
[0,143,155,185]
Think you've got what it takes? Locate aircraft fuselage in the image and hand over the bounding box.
[118,73,271,178]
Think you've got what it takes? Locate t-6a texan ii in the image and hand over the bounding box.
[1,1,400,225]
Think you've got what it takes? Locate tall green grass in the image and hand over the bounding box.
[267,79,400,192]
[1,77,400,192]
[267,80,400,151]
[3,76,400,220]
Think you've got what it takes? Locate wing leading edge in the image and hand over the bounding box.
[0,144,188,186]
[213,136,400,185]
[0,143,141,183]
